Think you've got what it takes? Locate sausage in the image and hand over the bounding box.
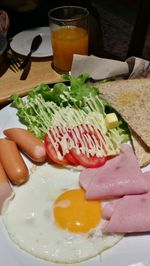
[0,162,13,213]
[0,138,29,185]
[3,128,46,163]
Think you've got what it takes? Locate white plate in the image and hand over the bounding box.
[10,27,52,57]
[0,103,150,266]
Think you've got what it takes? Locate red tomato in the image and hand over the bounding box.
[70,148,107,168]
[45,127,78,166]
[69,124,107,168]
[65,152,79,165]
[45,133,69,165]
[45,124,107,168]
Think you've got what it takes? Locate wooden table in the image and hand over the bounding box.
[0,57,62,107]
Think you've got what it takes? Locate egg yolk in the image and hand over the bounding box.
[53,188,101,233]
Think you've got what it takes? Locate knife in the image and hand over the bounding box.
[20,60,31,80]
[19,34,42,70]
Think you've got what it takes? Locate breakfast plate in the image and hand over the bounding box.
[10,27,52,57]
[0,103,150,266]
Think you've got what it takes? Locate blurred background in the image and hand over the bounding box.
[94,0,150,61]
[0,0,150,61]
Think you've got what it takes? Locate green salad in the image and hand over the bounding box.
[11,73,130,153]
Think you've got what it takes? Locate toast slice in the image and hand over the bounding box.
[130,128,150,167]
[95,78,150,166]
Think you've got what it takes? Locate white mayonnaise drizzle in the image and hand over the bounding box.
[45,96,122,160]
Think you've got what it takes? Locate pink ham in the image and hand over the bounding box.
[102,171,150,220]
[0,184,12,211]
[0,162,13,213]
[102,171,150,233]
[143,171,150,184]
[102,199,119,220]
[102,191,150,233]
[79,144,148,199]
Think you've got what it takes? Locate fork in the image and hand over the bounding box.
[4,51,21,72]
[3,37,22,72]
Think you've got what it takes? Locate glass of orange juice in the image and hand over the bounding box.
[48,6,89,74]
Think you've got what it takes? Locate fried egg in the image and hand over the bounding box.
[2,164,122,264]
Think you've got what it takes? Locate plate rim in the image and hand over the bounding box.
[10,26,52,58]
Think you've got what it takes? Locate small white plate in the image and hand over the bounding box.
[10,27,52,57]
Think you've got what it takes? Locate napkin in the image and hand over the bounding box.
[71,54,150,80]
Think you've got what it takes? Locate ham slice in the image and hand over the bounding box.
[0,184,12,212]
[102,199,119,220]
[103,191,150,233]
[79,144,148,199]
[102,172,150,233]
[0,162,13,213]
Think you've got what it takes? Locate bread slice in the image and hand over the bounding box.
[94,78,150,167]
[97,78,150,148]
[130,128,150,167]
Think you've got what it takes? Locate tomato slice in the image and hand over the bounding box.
[45,124,108,168]
[64,152,79,165]
[68,124,108,168]
[45,132,69,165]
[70,148,107,168]
[45,127,78,166]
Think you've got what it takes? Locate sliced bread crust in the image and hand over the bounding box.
[99,78,150,148]
[94,78,150,167]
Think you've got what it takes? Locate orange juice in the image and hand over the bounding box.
[51,26,88,73]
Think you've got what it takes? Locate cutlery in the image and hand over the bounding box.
[19,34,42,69]
[20,60,31,80]
[4,51,21,72]
[3,37,21,72]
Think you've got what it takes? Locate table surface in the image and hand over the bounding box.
[0,57,62,107]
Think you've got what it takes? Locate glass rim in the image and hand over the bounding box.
[48,5,89,23]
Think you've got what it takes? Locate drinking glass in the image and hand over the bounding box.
[48,6,89,74]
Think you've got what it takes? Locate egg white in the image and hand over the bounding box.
[2,164,122,264]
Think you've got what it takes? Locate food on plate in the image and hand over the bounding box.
[102,172,150,233]
[130,129,150,167]
[80,144,148,199]
[4,128,46,163]
[0,139,29,185]
[2,164,122,264]
[11,74,129,167]
[102,198,119,220]
[0,162,13,213]
[45,124,108,168]
[105,113,119,129]
[98,78,150,167]
[1,72,150,264]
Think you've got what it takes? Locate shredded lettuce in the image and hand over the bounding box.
[11,73,130,143]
